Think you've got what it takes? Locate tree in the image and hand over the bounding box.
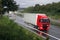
[0,0,2,11]
[2,0,19,12]
[33,4,40,13]
[0,0,19,17]
[0,0,3,17]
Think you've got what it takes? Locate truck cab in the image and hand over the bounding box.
[37,14,50,31]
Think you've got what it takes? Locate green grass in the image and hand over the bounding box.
[49,15,60,20]
[49,15,60,26]
[50,20,60,27]
[0,16,44,40]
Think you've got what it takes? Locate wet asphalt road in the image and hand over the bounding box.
[9,14,60,40]
[49,25,60,40]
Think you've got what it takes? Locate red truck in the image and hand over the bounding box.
[24,13,50,31]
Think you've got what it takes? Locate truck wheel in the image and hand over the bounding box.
[34,26,38,29]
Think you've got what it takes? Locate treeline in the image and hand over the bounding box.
[24,2,60,15]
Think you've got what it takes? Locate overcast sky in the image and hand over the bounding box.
[14,0,60,8]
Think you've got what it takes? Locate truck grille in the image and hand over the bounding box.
[43,24,48,29]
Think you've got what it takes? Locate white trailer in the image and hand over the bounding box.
[24,13,46,25]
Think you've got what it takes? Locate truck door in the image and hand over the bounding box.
[37,15,43,30]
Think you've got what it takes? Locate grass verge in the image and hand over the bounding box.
[49,15,60,27]
[50,20,60,27]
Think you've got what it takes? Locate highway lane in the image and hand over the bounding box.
[9,14,60,40]
[49,25,60,39]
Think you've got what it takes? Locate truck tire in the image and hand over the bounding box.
[34,25,38,29]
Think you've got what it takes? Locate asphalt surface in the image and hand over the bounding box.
[9,14,60,40]
[49,25,60,40]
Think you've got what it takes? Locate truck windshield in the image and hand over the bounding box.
[40,19,50,23]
